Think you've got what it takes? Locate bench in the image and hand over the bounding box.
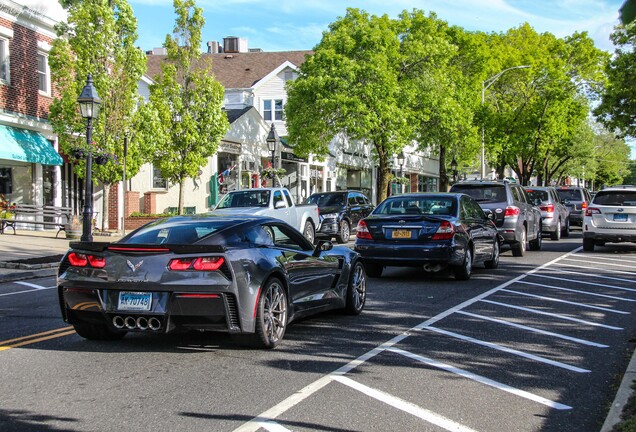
[0,204,73,238]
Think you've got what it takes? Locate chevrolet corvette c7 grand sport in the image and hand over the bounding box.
[58,215,366,348]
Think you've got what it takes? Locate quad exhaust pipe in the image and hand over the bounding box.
[112,315,162,331]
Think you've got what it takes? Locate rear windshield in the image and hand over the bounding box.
[451,185,506,203]
[374,196,457,216]
[525,189,549,202]
[593,191,636,206]
[306,193,346,207]
[122,219,232,244]
[216,190,270,208]
[556,189,582,201]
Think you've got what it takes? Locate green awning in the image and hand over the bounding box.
[0,125,63,166]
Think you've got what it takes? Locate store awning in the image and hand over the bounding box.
[0,125,63,166]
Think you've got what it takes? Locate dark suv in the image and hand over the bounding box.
[450,180,542,256]
[306,191,374,243]
[556,186,592,227]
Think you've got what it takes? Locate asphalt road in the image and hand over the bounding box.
[1,231,635,432]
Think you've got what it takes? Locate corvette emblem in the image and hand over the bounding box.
[126,259,144,272]
[618,208,624,212]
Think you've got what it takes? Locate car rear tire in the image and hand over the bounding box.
[562,218,570,237]
[529,226,542,251]
[583,238,595,252]
[551,220,561,240]
[512,227,527,257]
[345,261,366,315]
[364,262,383,278]
[336,220,350,244]
[454,247,473,280]
[303,221,315,244]
[254,278,288,349]
[72,322,126,341]
[484,239,499,269]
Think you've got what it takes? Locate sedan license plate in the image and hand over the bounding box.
[391,229,412,239]
[118,291,152,311]
[614,213,628,222]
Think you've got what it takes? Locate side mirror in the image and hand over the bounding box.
[313,239,333,256]
[274,200,286,209]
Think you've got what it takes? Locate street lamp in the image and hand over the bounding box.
[266,123,279,186]
[451,157,458,184]
[397,151,405,194]
[481,65,530,179]
[77,74,101,242]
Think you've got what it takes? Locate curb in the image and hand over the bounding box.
[0,267,58,283]
[601,346,636,432]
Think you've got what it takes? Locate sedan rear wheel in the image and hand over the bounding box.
[73,322,126,341]
[336,220,350,244]
[254,278,288,349]
[454,247,473,280]
[345,261,366,315]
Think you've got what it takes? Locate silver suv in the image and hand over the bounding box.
[583,185,636,251]
[450,181,542,256]
[524,186,570,240]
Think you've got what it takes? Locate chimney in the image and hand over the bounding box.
[207,41,220,54]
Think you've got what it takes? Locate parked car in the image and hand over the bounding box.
[450,180,542,256]
[213,187,320,243]
[583,185,636,251]
[556,186,592,228]
[524,186,570,240]
[354,193,500,280]
[57,215,366,349]
[307,190,374,243]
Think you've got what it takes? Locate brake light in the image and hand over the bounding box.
[356,220,372,240]
[539,204,554,213]
[504,206,520,217]
[68,252,105,268]
[87,255,106,268]
[432,221,455,240]
[582,201,588,209]
[168,257,225,271]
[586,207,601,216]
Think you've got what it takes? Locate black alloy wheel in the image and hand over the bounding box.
[345,261,366,314]
[254,278,288,349]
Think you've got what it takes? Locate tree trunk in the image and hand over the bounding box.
[375,142,391,204]
[439,145,448,191]
[178,180,185,215]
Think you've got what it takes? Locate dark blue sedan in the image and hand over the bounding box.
[354,193,500,280]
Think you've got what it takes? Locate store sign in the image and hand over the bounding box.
[281,151,307,163]
[219,142,241,154]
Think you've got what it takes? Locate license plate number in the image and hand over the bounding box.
[614,213,628,221]
[391,229,412,239]
[118,292,152,311]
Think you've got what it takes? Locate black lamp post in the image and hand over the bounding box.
[77,74,101,242]
[450,157,458,185]
[397,151,405,194]
[266,123,279,186]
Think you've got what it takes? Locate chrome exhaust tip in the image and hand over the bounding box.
[148,317,162,331]
[136,317,148,330]
[112,316,125,329]
[124,316,137,329]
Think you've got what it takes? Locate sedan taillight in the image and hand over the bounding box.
[356,220,372,240]
[68,252,105,268]
[432,221,455,240]
[586,207,601,216]
[504,206,520,217]
[169,257,225,271]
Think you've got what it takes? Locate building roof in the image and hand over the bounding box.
[225,106,253,124]
[145,51,312,89]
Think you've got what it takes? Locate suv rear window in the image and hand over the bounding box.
[451,184,507,203]
[525,189,549,202]
[556,189,582,201]
[593,191,636,206]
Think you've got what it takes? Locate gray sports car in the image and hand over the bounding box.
[57,215,366,348]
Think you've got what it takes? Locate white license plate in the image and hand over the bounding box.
[117,292,152,311]
[614,213,628,222]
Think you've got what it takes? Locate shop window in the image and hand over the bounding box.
[0,167,11,194]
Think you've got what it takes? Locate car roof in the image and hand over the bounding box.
[600,185,636,191]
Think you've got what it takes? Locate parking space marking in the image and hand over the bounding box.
[545,268,636,285]
[529,274,636,296]
[572,255,636,263]
[480,300,623,330]
[500,288,630,314]
[562,257,636,270]
[14,281,50,290]
[0,286,56,297]
[557,262,636,276]
[332,375,479,432]
[257,421,292,432]
[423,326,590,373]
[456,311,608,348]
[387,347,573,410]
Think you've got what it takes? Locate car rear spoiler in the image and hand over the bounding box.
[69,242,227,254]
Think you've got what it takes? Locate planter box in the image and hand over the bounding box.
[124,216,162,230]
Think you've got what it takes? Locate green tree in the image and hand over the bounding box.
[595,23,636,138]
[589,129,631,188]
[49,0,146,229]
[141,0,228,214]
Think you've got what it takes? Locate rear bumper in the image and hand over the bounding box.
[583,231,636,243]
[354,241,463,267]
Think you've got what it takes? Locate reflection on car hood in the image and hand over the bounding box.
[213,207,265,215]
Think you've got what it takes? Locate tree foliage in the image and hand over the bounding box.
[49,0,147,228]
[139,0,229,214]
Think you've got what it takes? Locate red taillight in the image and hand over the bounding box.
[68,252,88,267]
[356,220,372,240]
[582,201,588,209]
[586,207,601,216]
[540,204,554,213]
[504,206,520,217]
[432,221,455,240]
[168,257,225,271]
[87,255,106,268]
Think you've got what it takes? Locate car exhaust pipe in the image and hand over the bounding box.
[136,317,148,330]
[124,316,137,329]
[112,316,125,329]
[148,317,162,331]
[423,263,443,273]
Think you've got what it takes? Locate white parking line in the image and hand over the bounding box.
[529,274,636,296]
[423,326,590,373]
[15,281,49,290]
[0,286,56,297]
[257,421,292,432]
[455,311,608,348]
[544,268,636,285]
[572,254,636,262]
[562,257,636,270]
[332,375,480,432]
[387,347,573,410]
[481,299,623,330]
[557,262,636,276]
[500,288,629,314]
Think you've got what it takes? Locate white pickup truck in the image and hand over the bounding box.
[213,187,321,242]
